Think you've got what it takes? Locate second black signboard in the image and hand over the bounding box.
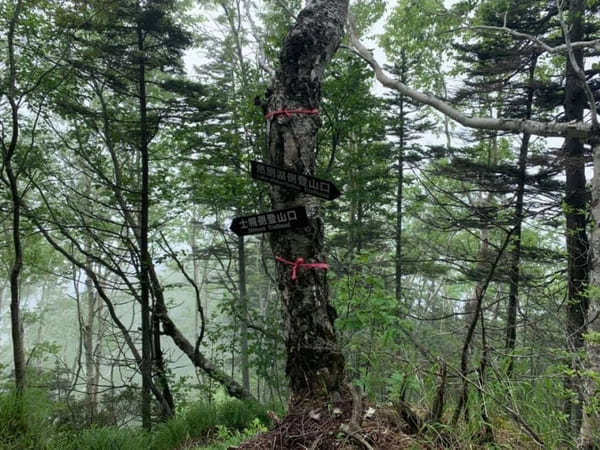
[230,206,309,236]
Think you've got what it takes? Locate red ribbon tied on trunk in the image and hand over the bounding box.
[275,256,329,280]
[265,108,319,120]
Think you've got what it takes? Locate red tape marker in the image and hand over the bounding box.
[265,109,319,120]
[275,256,328,280]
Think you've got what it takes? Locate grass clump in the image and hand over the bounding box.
[58,427,150,450]
[151,399,270,449]
[0,389,54,450]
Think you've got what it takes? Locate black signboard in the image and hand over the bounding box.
[230,206,310,236]
[251,160,341,200]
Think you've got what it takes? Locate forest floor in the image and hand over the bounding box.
[0,390,549,449]
[235,388,414,449]
[227,387,542,450]
[229,408,542,450]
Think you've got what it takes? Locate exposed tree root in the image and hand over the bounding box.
[235,386,415,449]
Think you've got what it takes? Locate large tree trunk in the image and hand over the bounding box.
[4,0,25,395]
[137,20,152,430]
[583,141,600,449]
[264,0,348,402]
[563,0,589,437]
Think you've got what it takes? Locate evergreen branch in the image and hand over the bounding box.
[556,0,598,128]
[348,14,597,140]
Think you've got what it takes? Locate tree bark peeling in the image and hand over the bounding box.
[265,0,349,402]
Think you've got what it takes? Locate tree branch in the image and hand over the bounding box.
[347,15,596,140]
[466,25,600,55]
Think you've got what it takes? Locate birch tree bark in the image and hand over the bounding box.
[582,140,600,448]
[263,0,349,401]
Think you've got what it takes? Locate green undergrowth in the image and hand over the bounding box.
[0,389,54,450]
[1,382,574,449]
[192,418,268,450]
[58,399,273,450]
[0,389,275,450]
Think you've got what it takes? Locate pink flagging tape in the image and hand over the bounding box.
[275,256,328,280]
[265,109,319,120]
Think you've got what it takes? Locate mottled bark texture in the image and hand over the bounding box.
[582,141,600,449]
[264,0,348,401]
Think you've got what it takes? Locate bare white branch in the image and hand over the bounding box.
[347,15,595,140]
[466,25,600,55]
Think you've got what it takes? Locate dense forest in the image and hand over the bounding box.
[1,0,599,448]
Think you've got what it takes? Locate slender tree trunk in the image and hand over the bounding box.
[263,0,348,402]
[191,216,201,343]
[4,0,25,395]
[8,163,25,394]
[152,310,175,420]
[478,313,494,442]
[395,51,406,309]
[92,290,103,414]
[563,0,589,437]
[221,1,253,395]
[464,217,490,331]
[453,226,515,426]
[506,58,537,377]
[238,235,250,393]
[84,255,98,424]
[454,133,496,423]
[137,20,152,431]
